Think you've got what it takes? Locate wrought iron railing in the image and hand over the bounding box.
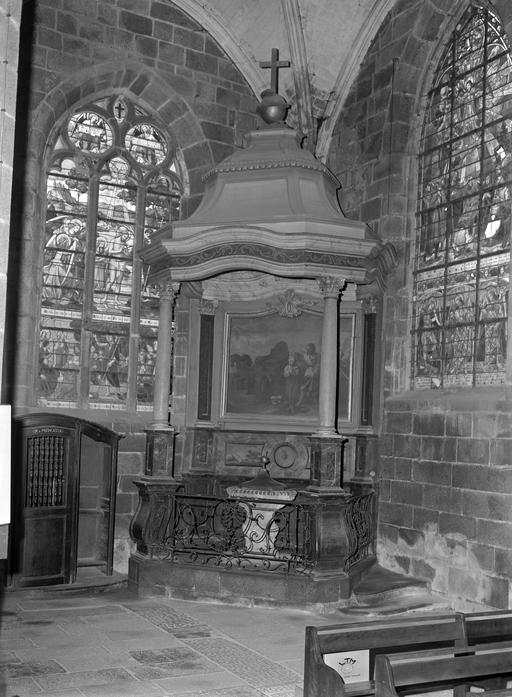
[131,486,375,577]
[344,492,375,568]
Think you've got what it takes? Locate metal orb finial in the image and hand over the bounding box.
[256,89,290,125]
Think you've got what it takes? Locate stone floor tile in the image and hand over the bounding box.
[0,637,37,650]
[100,628,173,642]
[33,666,136,690]
[16,647,136,672]
[10,687,86,697]
[129,646,223,677]
[239,635,305,661]
[127,664,173,680]
[1,659,67,678]
[80,680,166,696]
[104,636,183,652]
[1,625,70,641]
[168,688,265,697]
[19,605,128,622]
[277,659,303,675]
[3,676,45,696]
[0,651,21,665]
[83,614,154,627]
[260,686,298,696]
[13,597,100,611]
[217,621,293,639]
[0,586,332,696]
[29,632,109,649]
[124,604,211,633]
[183,637,301,686]
[1,610,24,625]
[152,669,246,693]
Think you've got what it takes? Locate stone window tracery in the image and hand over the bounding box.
[412,5,512,389]
[38,96,183,410]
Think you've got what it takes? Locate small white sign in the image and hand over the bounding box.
[324,649,370,683]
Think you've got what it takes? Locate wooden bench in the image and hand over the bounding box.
[374,640,512,697]
[303,612,467,697]
[464,610,512,691]
[465,610,512,644]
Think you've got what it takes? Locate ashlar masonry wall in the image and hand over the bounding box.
[9,0,258,572]
[327,0,512,610]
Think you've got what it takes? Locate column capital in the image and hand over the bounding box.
[362,295,378,314]
[155,281,180,302]
[199,298,219,315]
[317,276,346,298]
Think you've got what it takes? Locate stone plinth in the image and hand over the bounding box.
[144,428,176,477]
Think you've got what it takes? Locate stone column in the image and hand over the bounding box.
[315,276,345,437]
[151,281,180,430]
[145,280,180,478]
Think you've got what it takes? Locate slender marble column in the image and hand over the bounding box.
[151,281,180,430]
[315,276,345,437]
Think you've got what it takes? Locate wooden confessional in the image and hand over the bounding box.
[9,413,121,587]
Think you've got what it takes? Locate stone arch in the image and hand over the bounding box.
[32,60,214,198]
[328,0,512,394]
[13,60,216,407]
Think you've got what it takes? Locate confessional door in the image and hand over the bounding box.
[10,414,120,587]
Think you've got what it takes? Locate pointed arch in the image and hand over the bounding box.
[411,3,512,389]
[38,93,186,411]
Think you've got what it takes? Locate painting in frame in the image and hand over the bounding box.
[222,310,355,423]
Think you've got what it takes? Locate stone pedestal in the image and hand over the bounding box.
[308,435,346,493]
[144,428,176,477]
[349,433,378,495]
[303,490,353,577]
[129,477,183,557]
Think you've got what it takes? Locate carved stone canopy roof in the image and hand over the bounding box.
[140,123,397,290]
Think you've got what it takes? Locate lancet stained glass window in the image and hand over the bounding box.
[39,96,183,410]
[412,5,512,389]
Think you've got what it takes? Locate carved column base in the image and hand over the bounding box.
[129,477,183,557]
[307,435,346,493]
[144,428,176,478]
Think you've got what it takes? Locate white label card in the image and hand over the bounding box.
[323,649,370,683]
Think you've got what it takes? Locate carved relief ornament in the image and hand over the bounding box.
[199,299,219,315]
[362,296,378,314]
[266,289,317,317]
[154,281,180,302]
[317,276,346,298]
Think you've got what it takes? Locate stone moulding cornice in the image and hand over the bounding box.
[139,229,397,289]
[140,226,388,260]
[202,158,340,186]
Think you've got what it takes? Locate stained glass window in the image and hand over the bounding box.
[412,5,512,389]
[39,96,183,410]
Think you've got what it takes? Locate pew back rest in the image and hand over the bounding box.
[465,610,512,645]
[304,613,466,697]
[374,640,512,697]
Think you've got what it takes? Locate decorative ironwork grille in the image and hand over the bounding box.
[141,491,374,576]
[344,491,374,568]
[39,96,184,411]
[26,435,66,507]
[412,6,512,389]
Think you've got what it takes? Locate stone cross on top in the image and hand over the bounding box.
[259,48,290,94]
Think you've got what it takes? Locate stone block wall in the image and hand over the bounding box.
[327,0,512,609]
[0,0,22,562]
[381,388,512,609]
[8,0,258,573]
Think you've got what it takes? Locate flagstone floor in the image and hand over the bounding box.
[0,585,338,697]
